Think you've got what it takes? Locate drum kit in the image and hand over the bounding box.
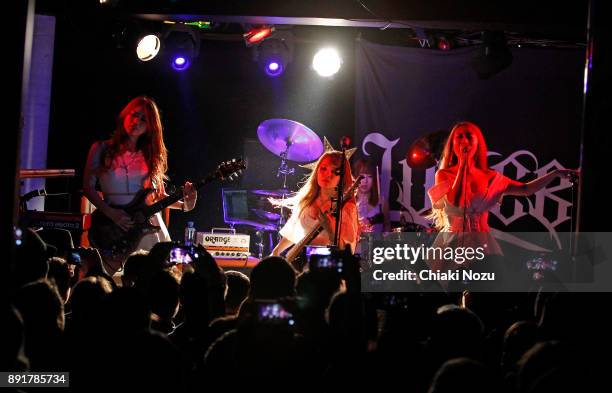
[253,118,324,228]
[223,119,324,257]
[232,119,446,256]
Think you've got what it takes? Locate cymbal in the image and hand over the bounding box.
[406,130,449,169]
[250,208,281,221]
[251,189,291,197]
[257,119,324,162]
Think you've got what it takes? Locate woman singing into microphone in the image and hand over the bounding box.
[428,121,576,233]
[427,121,577,289]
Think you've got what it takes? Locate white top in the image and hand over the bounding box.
[86,141,171,250]
[356,195,384,233]
[279,202,360,253]
[427,171,512,257]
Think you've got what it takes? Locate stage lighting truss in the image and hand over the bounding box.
[253,30,294,77]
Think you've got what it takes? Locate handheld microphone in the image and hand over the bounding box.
[462,146,469,153]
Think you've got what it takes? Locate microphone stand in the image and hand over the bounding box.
[333,143,348,248]
[461,147,469,246]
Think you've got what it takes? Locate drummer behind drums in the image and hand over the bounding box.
[352,158,386,233]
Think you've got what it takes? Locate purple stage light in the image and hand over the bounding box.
[265,60,283,77]
[172,56,190,71]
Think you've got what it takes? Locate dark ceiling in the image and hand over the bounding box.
[36,0,589,44]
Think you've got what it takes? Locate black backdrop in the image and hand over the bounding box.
[355,39,584,234]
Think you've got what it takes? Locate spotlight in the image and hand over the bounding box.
[172,56,190,71]
[163,24,200,72]
[244,25,274,46]
[312,48,342,77]
[136,34,161,61]
[437,36,451,51]
[256,30,293,77]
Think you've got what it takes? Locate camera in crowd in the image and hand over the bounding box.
[526,255,559,281]
[306,245,346,275]
[66,250,82,265]
[254,299,295,327]
[162,242,202,266]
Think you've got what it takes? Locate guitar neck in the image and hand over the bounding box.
[141,176,212,218]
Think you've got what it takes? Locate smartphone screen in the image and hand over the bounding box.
[169,247,193,264]
[306,245,343,273]
[67,250,82,265]
[256,301,295,326]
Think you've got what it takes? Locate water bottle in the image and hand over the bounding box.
[185,221,196,246]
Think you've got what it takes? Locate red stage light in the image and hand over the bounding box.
[406,139,435,169]
[244,26,274,46]
[437,37,451,51]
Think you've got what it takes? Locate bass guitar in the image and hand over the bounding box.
[88,158,246,262]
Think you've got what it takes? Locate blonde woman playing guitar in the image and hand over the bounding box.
[271,150,360,269]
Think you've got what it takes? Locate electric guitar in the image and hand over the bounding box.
[88,158,246,263]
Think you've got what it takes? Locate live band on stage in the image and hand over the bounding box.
[18,118,579,290]
[18,118,437,268]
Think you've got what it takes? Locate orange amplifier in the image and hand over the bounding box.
[196,228,250,259]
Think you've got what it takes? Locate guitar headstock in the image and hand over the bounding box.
[215,158,247,181]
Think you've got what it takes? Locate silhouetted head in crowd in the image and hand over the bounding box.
[516,341,581,393]
[47,257,71,303]
[430,304,484,361]
[69,276,113,325]
[224,270,250,315]
[327,291,366,353]
[100,286,150,335]
[147,269,180,331]
[537,292,597,343]
[14,279,65,332]
[296,270,341,311]
[249,256,296,299]
[428,358,500,393]
[501,321,538,372]
[2,305,29,371]
[37,228,74,258]
[13,279,64,370]
[178,248,227,326]
[192,246,228,320]
[15,228,54,286]
[121,249,153,288]
[179,270,210,325]
[112,330,182,390]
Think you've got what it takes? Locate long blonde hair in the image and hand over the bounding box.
[276,151,356,216]
[103,96,169,189]
[429,121,489,229]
